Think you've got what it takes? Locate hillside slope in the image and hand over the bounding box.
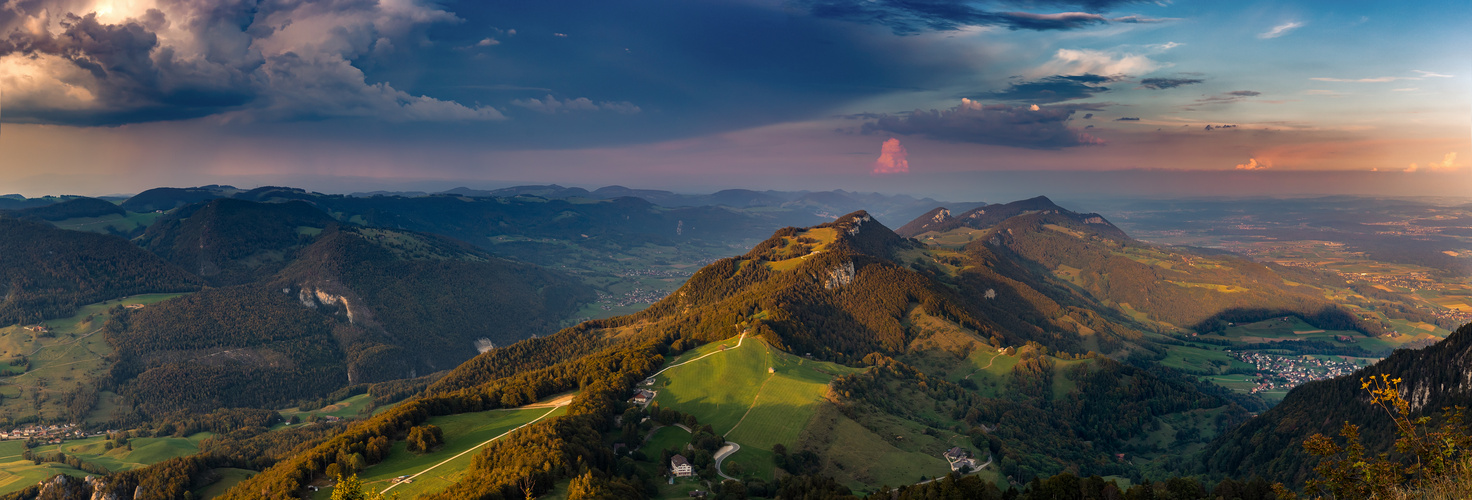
[106,225,592,415]
[137,199,337,286]
[0,217,202,325]
[1205,322,1472,485]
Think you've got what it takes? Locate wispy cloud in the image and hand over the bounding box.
[511,95,641,114]
[1312,70,1452,83]
[1138,77,1203,90]
[798,0,1178,34]
[1258,21,1304,39]
[860,99,1103,149]
[1030,48,1166,78]
[1311,76,1413,83]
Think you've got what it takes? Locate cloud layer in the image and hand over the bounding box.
[0,0,503,125]
[799,0,1171,34]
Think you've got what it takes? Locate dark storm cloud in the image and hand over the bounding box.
[983,74,1113,103]
[999,0,1153,12]
[798,0,1172,34]
[0,12,256,125]
[0,0,501,126]
[1115,116,1139,121]
[860,100,1103,149]
[1138,77,1204,90]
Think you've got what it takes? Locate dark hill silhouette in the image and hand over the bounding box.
[0,217,202,325]
[137,199,338,286]
[11,197,124,221]
[120,186,232,212]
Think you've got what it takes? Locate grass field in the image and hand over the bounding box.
[280,393,375,420]
[49,432,213,473]
[315,405,569,500]
[0,293,188,422]
[0,431,212,495]
[649,336,857,480]
[641,426,690,455]
[198,468,257,499]
[48,212,162,234]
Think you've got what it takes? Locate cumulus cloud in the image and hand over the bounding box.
[1405,152,1460,173]
[1258,21,1304,39]
[1235,158,1270,170]
[797,0,1176,34]
[511,95,642,114]
[1030,48,1164,78]
[860,98,1103,149]
[1138,77,1203,90]
[0,0,507,125]
[983,74,1114,103]
[873,138,910,174]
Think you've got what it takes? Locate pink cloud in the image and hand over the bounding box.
[873,138,910,175]
[1235,158,1270,170]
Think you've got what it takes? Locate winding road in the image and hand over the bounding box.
[713,442,741,481]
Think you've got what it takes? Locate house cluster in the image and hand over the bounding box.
[0,423,90,442]
[943,447,978,472]
[23,325,50,334]
[670,454,694,478]
[593,287,674,310]
[1228,351,1362,393]
[630,389,657,406]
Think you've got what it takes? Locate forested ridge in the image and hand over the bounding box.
[102,223,593,416]
[137,198,337,285]
[0,217,202,325]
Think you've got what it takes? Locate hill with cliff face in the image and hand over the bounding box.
[105,225,592,416]
[214,209,1244,499]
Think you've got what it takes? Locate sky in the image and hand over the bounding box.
[0,0,1469,200]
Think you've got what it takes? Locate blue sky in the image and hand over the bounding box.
[0,0,1467,198]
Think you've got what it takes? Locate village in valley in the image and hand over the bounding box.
[1227,351,1363,394]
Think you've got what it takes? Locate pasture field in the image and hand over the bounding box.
[0,432,212,495]
[0,293,188,422]
[914,228,991,248]
[650,335,857,481]
[640,426,690,455]
[320,405,568,500]
[197,468,256,499]
[49,212,162,235]
[51,432,212,472]
[280,393,375,420]
[652,337,855,437]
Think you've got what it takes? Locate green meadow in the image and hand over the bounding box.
[0,293,188,422]
[317,405,569,500]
